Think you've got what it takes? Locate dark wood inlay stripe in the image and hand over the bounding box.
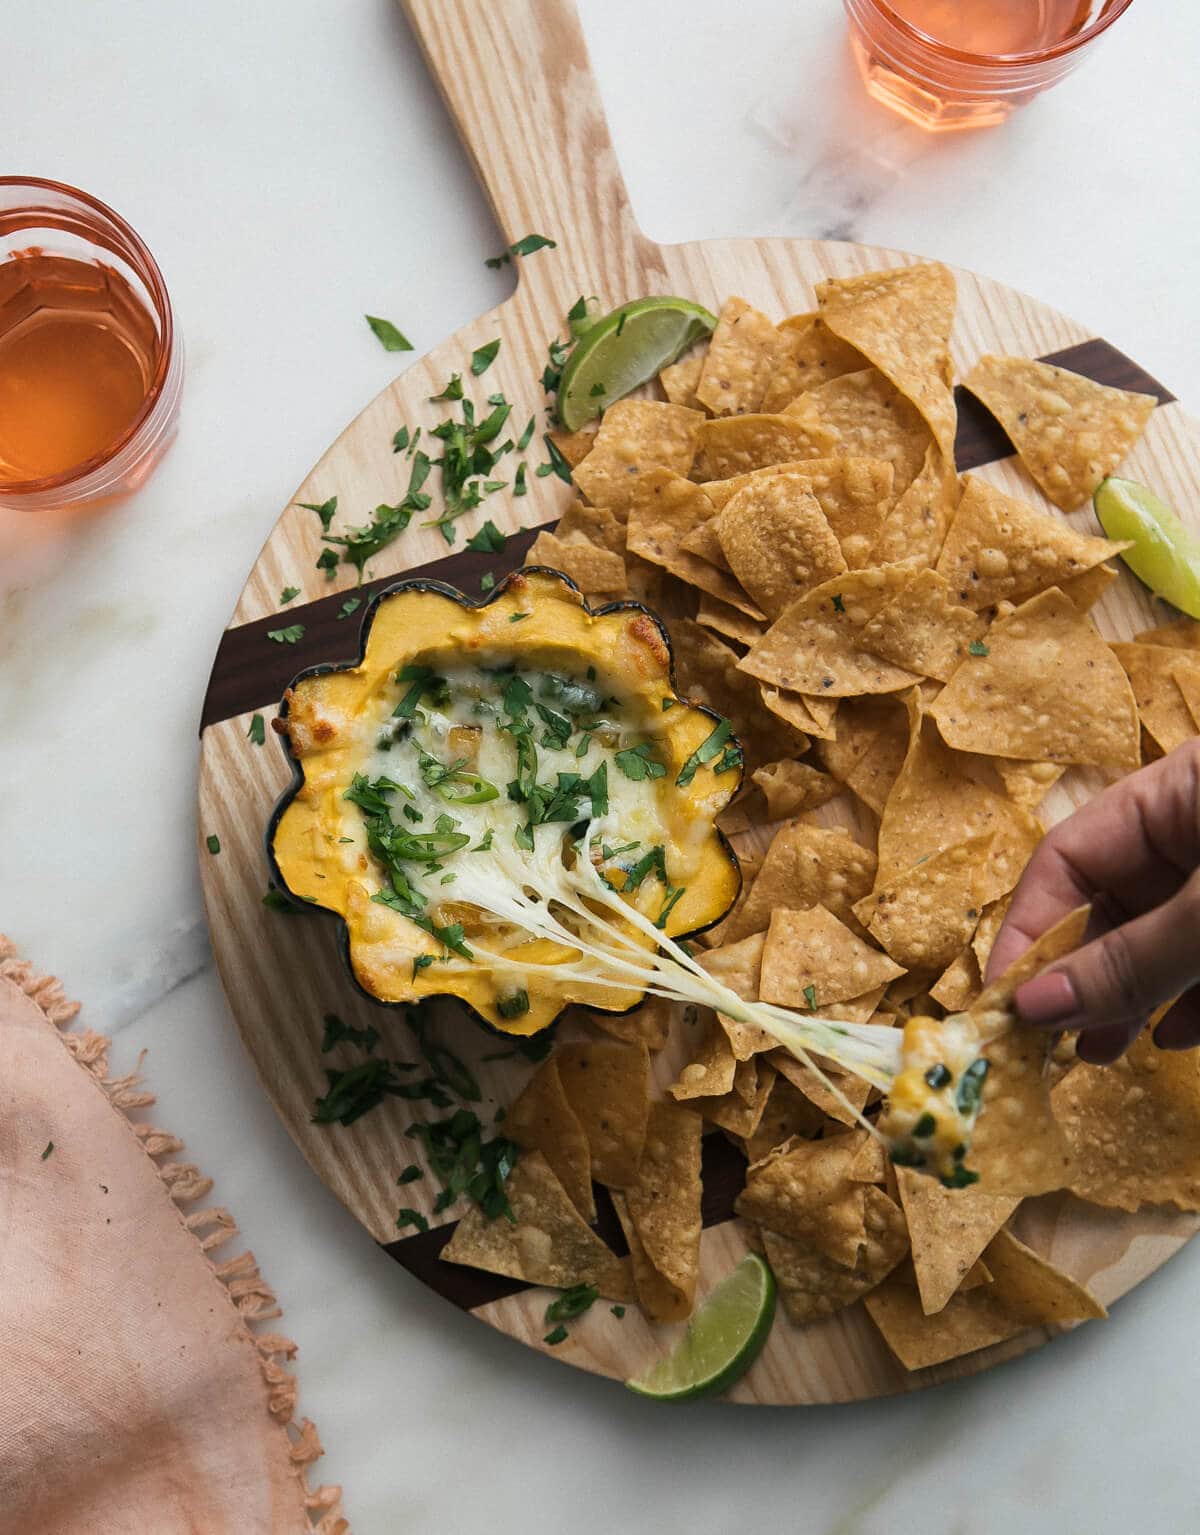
[201,336,1173,731]
[378,1132,749,1312]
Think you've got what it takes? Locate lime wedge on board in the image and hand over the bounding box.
[557,296,717,431]
[1094,476,1200,618]
[626,1253,776,1402]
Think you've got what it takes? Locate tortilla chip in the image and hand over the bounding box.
[869,444,957,570]
[760,904,905,1008]
[864,1266,1025,1371]
[724,820,877,943]
[696,297,786,416]
[555,1040,650,1189]
[877,709,1042,909]
[736,1134,867,1265]
[963,354,1156,510]
[760,312,866,412]
[816,262,957,462]
[738,566,920,697]
[613,1099,703,1322]
[441,1151,629,1300]
[695,933,776,1058]
[859,568,987,684]
[716,474,848,619]
[861,834,993,972]
[751,759,841,820]
[1174,666,1200,735]
[931,588,1140,771]
[934,475,1125,610]
[971,896,1012,977]
[1135,617,1200,650]
[1061,561,1119,613]
[677,514,730,570]
[1052,1030,1200,1212]
[552,496,627,555]
[764,1185,909,1324]
[743,1075,826,1160]
[694,1060,777,1138]
[589,995,674,1052]
[819,693,910,816]
[695,593,766,647]
[696,413,838,481]
[994,757,1067,811]
[983,1228,1107,1324]
[1110,642,1200,754]
[526,530,627,595]
[703,457,893,570]
[659,348,707,410]
[929,945,981,1012]
[896,1167,1018,1315]
[669,1013,738,1100]
[572,400,703,510]
[506,1056,596,1221]
[669,618,805,772]
[975,905,1090,1012]
[770,1051,875,1127]
[784,369,929,501]
[626,469,765,617]
[760,685,838,740]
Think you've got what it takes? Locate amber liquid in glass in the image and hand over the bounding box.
[886,0,1096,54]
[0,251,159,483]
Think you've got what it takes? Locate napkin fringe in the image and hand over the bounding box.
[0,937,350,1535]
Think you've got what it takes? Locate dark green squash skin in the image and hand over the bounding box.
[264,566,744,1036]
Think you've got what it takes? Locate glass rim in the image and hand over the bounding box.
[0,174,176,496]
[859,0,1136,67]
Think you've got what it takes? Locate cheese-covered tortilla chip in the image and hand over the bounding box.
[612,1099,703,1322]
[860,568,987,682]
[696,296,785,417]
[717,474,848,619]
[963,354,1156,510]
[555,1040,650,1189]
[816,262,958,464]
[764,1185,909,1324]
[760,904,905,1008]
[572,399,703,509]
[738,566,920,697]
[724,819,876,943]
[931,588,1140,771]
[935,475,1126,610]
[1052,1030,1200,1212]
[442,1152,630,1300]
[507,1056,596,1221]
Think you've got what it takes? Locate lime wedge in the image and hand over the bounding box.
[1094,476,1200,618]
[556,296,717,432]
[625,1253,776,1402]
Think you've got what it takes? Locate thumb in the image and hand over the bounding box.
[1013,871,1200,1062]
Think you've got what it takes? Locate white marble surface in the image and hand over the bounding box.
[5,2,1200,1530]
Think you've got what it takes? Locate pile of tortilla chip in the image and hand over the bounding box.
[439,263,1200,1376]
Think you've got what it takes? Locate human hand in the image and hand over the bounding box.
[985,740,1200,1063]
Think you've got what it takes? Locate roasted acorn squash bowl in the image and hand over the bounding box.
[268,568,742,1037]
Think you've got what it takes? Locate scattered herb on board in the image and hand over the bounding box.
[320,1012,380,1054]
[261,888,299,914]
[267,624,305,645]
[338,597,362,619]
[321,451,433,577]
[41,1141,54,1161]
[298,496,337,532]
[397,1164,423,1184]
[471,339,501,376]
[466,520,507,554]
[545,1284,599,1323]
[539,434,573,484]
[205,834,221,855]
[396,1208,429,1233]
[365,315,413,351]
[393,425,410,453]
[485,233,557,269]
[610,1304,626,1319]
[480,571,496,592]
[803,984,818,1010]
[316,548,339,579]
[280,585,300,605]
[543,1325,568,1346]
[247,714,266,746]
[406,1108,519,1220]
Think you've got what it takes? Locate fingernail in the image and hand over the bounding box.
[1014,970,1078,1027]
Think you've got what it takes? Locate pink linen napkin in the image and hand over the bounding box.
[0,937,350,1534]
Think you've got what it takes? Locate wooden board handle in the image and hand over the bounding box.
[400,0,652,295]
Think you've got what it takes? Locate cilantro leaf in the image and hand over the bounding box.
[298,496,337,531]
[321,1013,380,1053]
[676,718,733,787]
[205,834,221,855]
[247,714,266,747]
[614,742,666,781]
[485,233,557,268]
[267,624,305,645]
[540,433,573,484]
[466,519,507,553]
[471,338,501,376]
[338,597,362,619]
[396,1207,429,1233]
[545,1283,598,1323]
[280,585,300,604]
[365,315,413,351]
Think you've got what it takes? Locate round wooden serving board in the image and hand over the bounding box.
[198,0,1200,1402]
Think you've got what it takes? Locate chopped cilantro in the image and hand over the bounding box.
[397,1164,423,1184]
[545,1283,598,1323]
[610,1304,626,1319]
[589,382,606,397]
[413,953,436,978]
[540,433,573,484]
[262,888,298,913]
[313,1059,437,1125]
[321,1013,380,1053]
[466,520,507,553]
[471,338,501,375]
[940,1165,980,1190]
[969,640,990,657]
[393,425,410,453]
[396,1208,429,1233]
[41,1141,54,1160]
[509,611,529,623]
[430,373,464,402]
[497,988,530,1020]
[676,717,733,787]
[832,593,845,614]
[924,1063,951,1090]
[661,697,676,711]
[956,1058,989,1115]
[316,548,339,579]
[338,597,362,619]
[485,232,557,268]
[913,1113,937,1139]
[803,984,818,1009]
[323,451,433,575]
[298,496,337,531]
[480,571,496,592]
[267,624,305,645]
[517,415,536,451]
[205,834,221,855]
[543,1325,568,1346]
[365,315,412,351]
[513,463,528,496]
[614,742,666,782]
[247,714,266,746]
[406,1108,518,1221]
[280,585,300,604]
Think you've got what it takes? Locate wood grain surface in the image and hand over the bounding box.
[196,0,1200,1402]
